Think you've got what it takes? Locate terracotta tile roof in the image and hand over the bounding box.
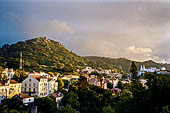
[48,78,53,81]
[32,75,41,78]
[32,75,47,82]
[0,80,5,85]
[51,93,63,98]
[10,80,20,84]
[29,72,40,74]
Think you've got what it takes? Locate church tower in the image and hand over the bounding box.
[19,52,23,70]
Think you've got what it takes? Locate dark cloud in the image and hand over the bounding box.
[0,0,170,62]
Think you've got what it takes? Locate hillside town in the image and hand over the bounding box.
[0,52,169,113]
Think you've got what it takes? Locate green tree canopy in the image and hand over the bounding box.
[130,62,138,80]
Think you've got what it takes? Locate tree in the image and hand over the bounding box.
[107,82,113,89]
[116,81,124,90]
[48,72,54,77]
[57,78,64,91]
[130,62,137,80]
[34,96,57,113]
[102,106,115,113]
[58,104,79,113]
[13,70,28,83]
[0,97,28,113]
[62,91,80,110]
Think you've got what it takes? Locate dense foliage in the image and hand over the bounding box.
[34,96,57,113]
[60,76,114,113]
[1,37,170,72]
[130,62,138,80]
[60,74,170,113]
[0,97,28,113]
[0,37,85,72]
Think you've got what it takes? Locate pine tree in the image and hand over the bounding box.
[130,62,137,80]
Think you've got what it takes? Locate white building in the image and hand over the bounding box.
[14,93,34,106]
[160,67,166,71]
[51,92,64,108]
[138,65,160,76]
[21,72,58,97]
[82,67,95,74]
[139,78,147,87]
[2,68,15,79]
[109,79,119,88]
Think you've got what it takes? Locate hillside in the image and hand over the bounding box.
[0,37,169,72]
[85,56,170,72]
[0,37,85,71]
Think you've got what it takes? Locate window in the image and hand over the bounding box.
[25,84,27,87]
[25,88,26,92]
[34,83,36,87]
[29,79,31,82]
[29,88,31,92]
[33,88,36,92]
[29,83,31,87]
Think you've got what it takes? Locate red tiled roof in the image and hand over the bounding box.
[32,75,41,78]
[10,80,20,84]
[51,93,63,98]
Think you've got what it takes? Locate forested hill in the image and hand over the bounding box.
[0,37,169,72]
[0,37,85,70]
[85,56,170,72]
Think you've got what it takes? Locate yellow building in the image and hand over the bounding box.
[0,85,9,103]
[0,79,21,99]
[7,80,21,98]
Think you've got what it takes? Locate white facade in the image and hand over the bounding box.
[21,72,58,97]
[51,92,64,108]
[82,67,95,74]
[2,68,15,79]
[160,67,166,71]
[138,65,160,76]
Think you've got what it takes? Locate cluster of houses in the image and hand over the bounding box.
[81,67,124,95]
[81,66,113,75]
[0,65,168,112]
[0,70,64,110]
[0,68,83,110]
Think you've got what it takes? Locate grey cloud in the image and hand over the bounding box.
[0,1,170,63]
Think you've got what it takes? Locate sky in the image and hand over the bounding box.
[0,0,170,63]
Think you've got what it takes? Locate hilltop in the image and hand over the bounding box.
[0,37,85,71]
[0,37,169,72]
